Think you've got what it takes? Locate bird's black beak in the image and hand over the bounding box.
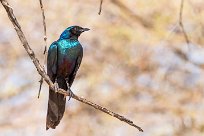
[82,28,90,32]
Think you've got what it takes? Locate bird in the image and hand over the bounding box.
[46,26,89,130]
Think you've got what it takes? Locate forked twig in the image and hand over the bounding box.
[0,0,143,132]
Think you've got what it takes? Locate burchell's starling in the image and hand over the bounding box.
[46,26,89,130]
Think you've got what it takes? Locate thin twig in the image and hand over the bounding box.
[0,0,143,132]
[179,0,191,49]
[38,0,48,98]
[38,78,43,98]
[98,0,103,15]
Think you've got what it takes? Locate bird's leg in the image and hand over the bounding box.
[65,78,73,101]
[54,78,59,93]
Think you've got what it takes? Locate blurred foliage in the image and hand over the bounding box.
[0,0,204,136]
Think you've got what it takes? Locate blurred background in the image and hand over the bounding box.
[0,0,204,135]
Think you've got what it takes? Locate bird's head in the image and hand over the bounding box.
[59,26,90,40]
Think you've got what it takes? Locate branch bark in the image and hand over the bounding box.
[0,0,143,132]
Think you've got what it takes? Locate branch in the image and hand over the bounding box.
[110,0,152,28]
[179,0,191,46]
[98,0,103,15]
[0,0,143,132]
[38,0,48,98]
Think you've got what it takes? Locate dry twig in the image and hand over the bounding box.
[98,0,103,15]
[179,0,191,46]
[0,0,143,132]
[38,0,48,98]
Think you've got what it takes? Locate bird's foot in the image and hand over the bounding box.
[65,78,73,101]
[54,80,59,93]
[67,86,73,101]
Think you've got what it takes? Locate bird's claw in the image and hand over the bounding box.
[54,80,59,93]
[65,79,73,101]
[67,86,73,101]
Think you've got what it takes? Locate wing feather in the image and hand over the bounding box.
[47,42,58,82]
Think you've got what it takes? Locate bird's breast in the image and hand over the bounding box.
[56,39,82,77]
[58,57,76,77]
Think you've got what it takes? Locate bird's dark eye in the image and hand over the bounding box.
[71,27,77,34]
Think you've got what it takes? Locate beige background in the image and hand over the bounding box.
[0,0,204,135]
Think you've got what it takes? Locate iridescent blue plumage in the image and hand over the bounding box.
[46,26,89,130]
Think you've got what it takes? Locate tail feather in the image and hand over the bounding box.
[46,78,67,130]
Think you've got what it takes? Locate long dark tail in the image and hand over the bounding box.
[46,78,67,130]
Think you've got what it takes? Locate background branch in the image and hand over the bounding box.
[179,0,191,46]
[38,0,48,98]
[110,0,152,28]
[98,0,103,15]
[0,0,143,132]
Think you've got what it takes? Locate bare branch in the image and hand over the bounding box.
[98,0,103,15]
[38,0,48,98]
[0,0,143,132]
[179,0,191,46]
[39,0,47,51]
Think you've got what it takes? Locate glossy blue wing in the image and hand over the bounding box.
[47,42,58,82]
